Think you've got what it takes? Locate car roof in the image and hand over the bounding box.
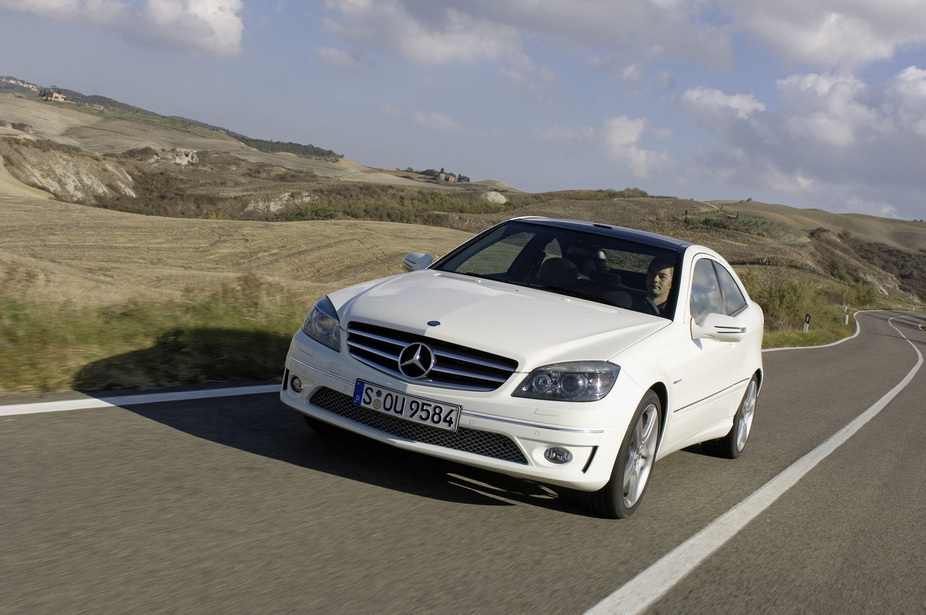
[511,216,692,252]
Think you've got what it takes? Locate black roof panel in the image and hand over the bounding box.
[512,217,692,252]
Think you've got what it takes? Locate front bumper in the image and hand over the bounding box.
[279,330,635,491]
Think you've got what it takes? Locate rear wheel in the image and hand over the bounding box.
[704,375,758,459]
[588,391,662,519]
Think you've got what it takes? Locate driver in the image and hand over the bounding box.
[646,258,674,313]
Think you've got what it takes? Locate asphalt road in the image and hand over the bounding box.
[2,311,924,614]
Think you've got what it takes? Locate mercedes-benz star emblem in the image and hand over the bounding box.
[398,343,436,379]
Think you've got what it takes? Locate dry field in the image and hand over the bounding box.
[1,192,471,309]
[0,187,472,393]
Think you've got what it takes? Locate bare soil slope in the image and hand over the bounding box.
[0,93,441,185]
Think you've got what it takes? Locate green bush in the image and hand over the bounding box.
[739,268,822,331]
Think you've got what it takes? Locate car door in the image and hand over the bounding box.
[661,255,752,452]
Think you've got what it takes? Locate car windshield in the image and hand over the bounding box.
[434,220,680,318]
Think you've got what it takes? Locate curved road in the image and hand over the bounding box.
[2,311,924,614]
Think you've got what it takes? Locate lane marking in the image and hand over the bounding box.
[585,315,923,615]
[0,384,279,417]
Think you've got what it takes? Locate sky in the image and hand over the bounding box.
[1,0,926,221]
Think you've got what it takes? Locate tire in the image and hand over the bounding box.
[704,375,758,459]
[588,391,662,519]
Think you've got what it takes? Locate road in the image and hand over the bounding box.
[1,311,924,614]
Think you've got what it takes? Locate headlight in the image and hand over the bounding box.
[513,361,619,402]
[302,296,341,351]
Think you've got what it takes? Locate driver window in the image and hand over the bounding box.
[690,259,724,325]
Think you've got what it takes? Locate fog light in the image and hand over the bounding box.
[544,447,573,464]
[290,376,303,393]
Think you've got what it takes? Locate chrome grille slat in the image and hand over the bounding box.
[346,322,518,391]
[349,330,406,348]
[346,341,400,362]
[432,349,514,372]
[429,364,508,384]
[310,388,528,465]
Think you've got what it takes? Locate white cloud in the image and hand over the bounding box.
[0,0,244,57]
[677,66,926,217]
[314,0,926,85]
[142,0,244,57]
[883,66,926,138]
[319,0,734,77]
[777,73,877,147]
[323,0,521,66]
[722,0,926,69]
[679,87,766,122]
[601,116,669,177]
[491,0,733,67]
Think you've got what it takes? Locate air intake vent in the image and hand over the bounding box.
[310,388,528,464]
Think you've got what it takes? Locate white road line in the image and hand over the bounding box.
[0,384,279,417]
[585,315,923,615]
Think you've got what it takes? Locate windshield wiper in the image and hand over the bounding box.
[453,271,509,282]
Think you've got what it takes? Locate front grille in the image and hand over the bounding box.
[310,387,528,465]
[346,322,518,391]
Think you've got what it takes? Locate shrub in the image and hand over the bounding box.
[739,267,827,331]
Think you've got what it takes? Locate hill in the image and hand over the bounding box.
[3,79,926,392]
[3,85,926,303]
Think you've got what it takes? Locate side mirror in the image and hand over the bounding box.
[403,252,434,272]
[692,312,747,342]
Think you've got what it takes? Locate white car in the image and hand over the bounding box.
[280,217,764,518]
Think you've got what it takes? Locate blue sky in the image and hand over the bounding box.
[1,0,925,220]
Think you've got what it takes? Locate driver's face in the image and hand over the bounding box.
[646,266,673,305]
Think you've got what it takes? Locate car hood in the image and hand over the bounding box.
[330,270,667,368]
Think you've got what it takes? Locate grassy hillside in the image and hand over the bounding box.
[0,87,921,393]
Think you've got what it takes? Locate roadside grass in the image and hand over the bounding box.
[0,268,895,395]
[762,316,856,349]
[0,276,306,393]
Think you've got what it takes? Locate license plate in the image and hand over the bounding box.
[353,381,461,432]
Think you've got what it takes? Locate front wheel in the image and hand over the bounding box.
[588,391,662,519]
[704,375,758,459]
